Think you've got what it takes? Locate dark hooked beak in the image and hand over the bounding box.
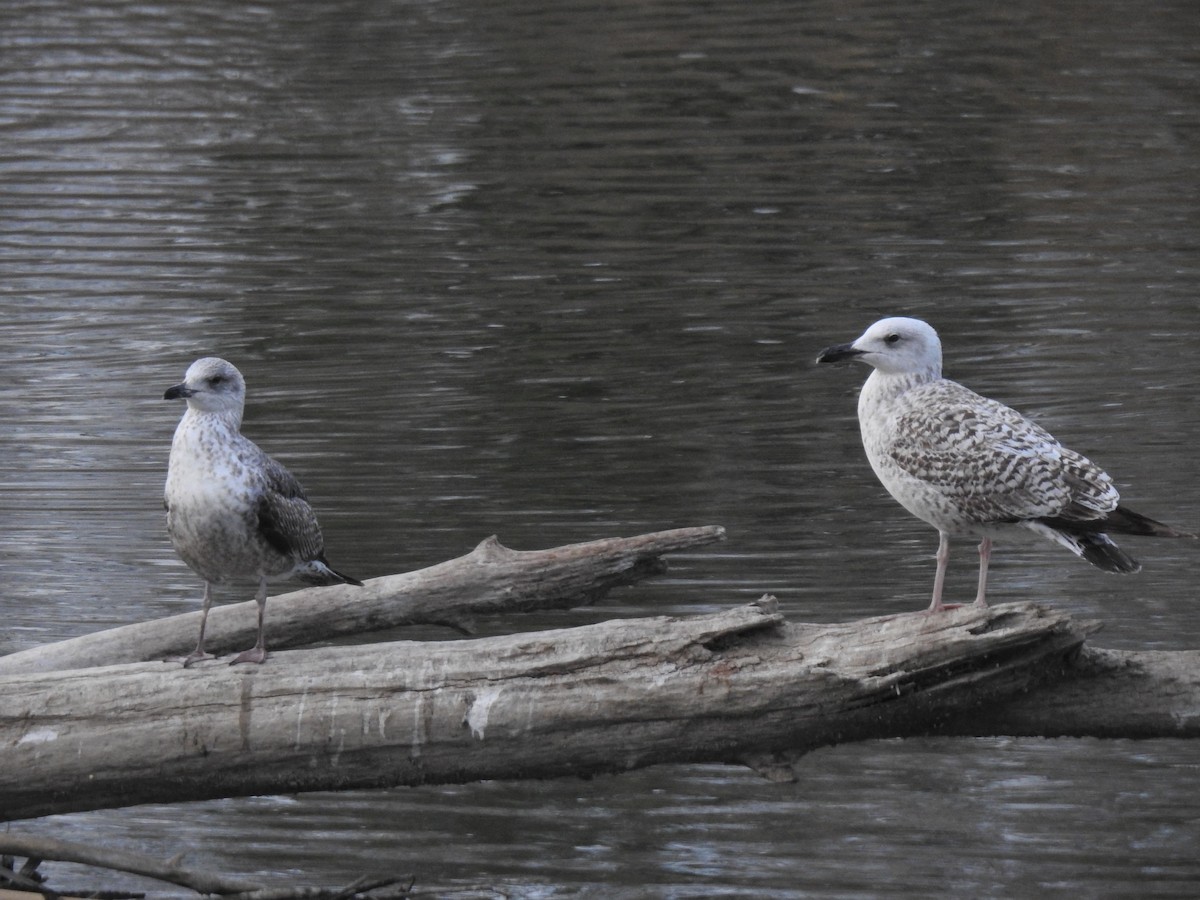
[815,342,866,365]
[164,383,195,400]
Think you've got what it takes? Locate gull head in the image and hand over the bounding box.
[164,357,247,416]
[816,316,942,378]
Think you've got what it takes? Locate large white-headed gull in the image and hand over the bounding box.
[164,357,362,665]
[817,317,1192,612]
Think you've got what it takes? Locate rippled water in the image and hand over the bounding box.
[4,0,1200,896]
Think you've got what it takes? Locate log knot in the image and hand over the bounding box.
[469,535,518,563]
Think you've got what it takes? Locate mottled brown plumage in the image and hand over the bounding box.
[817,317,1192,612]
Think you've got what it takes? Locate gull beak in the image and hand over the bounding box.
[815,342,866,365]
[164,382,195,400]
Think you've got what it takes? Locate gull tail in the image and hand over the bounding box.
[1099,506,1198,540]
[1024,504,1195,575]
[296,557,365,587]
[1022,521,1141,574]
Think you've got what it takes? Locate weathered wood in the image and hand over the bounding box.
[1,599,1096,823]
[934,644,1200,739]
[0,526,725,675]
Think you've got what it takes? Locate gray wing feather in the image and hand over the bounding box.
[253,453,327,562]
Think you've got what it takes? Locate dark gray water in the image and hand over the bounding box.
[3,0,1200,895]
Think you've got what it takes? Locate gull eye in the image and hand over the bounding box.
[884,333,901,345]
[205,374,226,387]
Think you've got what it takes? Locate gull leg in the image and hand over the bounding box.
[230,577,269,665]
[973,537,992,608]
[182,582,217,667]
[927,531,950,613]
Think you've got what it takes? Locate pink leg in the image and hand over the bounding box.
[927,531,950,613]
[973,537,992,608]
[230,577,269,665]
[183,582,217,667]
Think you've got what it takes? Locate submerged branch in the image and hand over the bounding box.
[0,833,264,895]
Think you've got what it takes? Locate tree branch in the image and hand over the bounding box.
[0,833,264,895]
[0,526,725,676]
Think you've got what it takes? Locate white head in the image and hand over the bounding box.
[816,316,942,378]
[164,357,247,421]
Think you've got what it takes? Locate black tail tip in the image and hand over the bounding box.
[1109,506,1197,540]
[1079,533,1141,574]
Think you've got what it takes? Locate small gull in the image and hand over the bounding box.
[816,317,1193,612]
[164,357,363,665]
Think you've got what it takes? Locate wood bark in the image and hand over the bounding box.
[935,644,1200,739]
[1,527,1197,825]
[7,596,1175,824]
[0,526,725,675]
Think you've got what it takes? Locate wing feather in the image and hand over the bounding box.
[252,453,327,562]
[885,381,1118,525]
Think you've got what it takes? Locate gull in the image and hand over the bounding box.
[816,316,1192,612]
[164,357,363,665]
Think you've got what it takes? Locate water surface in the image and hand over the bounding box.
[3,0,1200,895]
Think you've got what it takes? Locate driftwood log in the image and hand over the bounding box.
[1,527,1198,825]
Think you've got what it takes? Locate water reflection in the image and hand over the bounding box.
[3,0,1200,895]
